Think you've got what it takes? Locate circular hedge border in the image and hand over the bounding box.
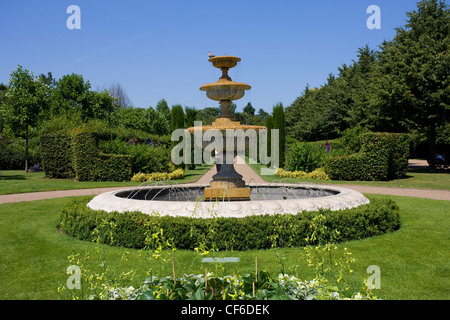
[59,197,400,251]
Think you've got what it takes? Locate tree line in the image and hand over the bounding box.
[285,0,449,170]
[0,67,277,171]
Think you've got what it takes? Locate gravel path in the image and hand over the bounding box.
[1,159,448,204]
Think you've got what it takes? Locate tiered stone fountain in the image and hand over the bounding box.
[87,55,370,218]
[188,55,266,201]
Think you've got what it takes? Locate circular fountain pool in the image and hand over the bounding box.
[87,183,370,218]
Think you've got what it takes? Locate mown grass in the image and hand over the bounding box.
[0,164,212,195]
[247,160,450,190]
[0,194,448,300]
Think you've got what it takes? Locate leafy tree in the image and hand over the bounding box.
[0,83,8,134]
[376,0,450,171]
[148,107,170,135]
[50,73,117,122]
[114,106,169,135]
[156,99,171,123]
[243,102,255,115]
[257,108,269,119]
[184,106,198,128]
[38,72,56,88]
[196,107,220,125]
[1,65,50,172]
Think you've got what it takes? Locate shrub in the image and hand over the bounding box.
[276,168,330,180]
[326,154,365,181]
[168,168,184,180]
[0,137,42,170]
[286,142,329,173]
[99,138,171,174]
[326,132,410,181]
[130,169,184,182]
[59,197,400,251]
[72,271,377,300]
[71,129,132,182]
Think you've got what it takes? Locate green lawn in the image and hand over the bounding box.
[0,194,449,300]
[0,164,212,195]
[247,160,450,190]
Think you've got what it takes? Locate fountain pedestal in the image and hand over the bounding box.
[204,150,251,200]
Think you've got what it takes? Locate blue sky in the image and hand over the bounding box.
[0,0,421,113]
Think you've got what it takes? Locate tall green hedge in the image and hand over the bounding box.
[59,197,400,251]
[72,128,132,182]
[41,128,131,182]
[327,132,409,181]
[40,132,75,179]
[273,103,286,168]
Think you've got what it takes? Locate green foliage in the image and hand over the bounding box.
[336,125,369,155]
[130,169,184,182]
[1,65,50,136]
[376,0,450,168]
[40,127,132,182]
[326,154,364,181]
[0,137,41,170]
[272,103,286,168]
[196,107,220,126]
[70,271,376,300]
[171,105,185,131]
[285,1,449,169]
[156,99,171,123]
[40,132,75,179]
[41,117,172,180]
[276,168,330,180]
[243,102,255,115]
[113,106,170,136]
[99,138,170,174]
[49,73,117,122]
[71,128,132,182]
[184,106,198,128]
[60,197,400,251]
[286,142,329,173]
[327,132,410,181]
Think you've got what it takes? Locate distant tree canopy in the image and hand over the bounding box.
[50,73,117,122]
[113,106,170,136]
[285,0,449,167]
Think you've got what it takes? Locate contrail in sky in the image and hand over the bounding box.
[58,25,168,69]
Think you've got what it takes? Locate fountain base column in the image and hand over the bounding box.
[204,152,251,201]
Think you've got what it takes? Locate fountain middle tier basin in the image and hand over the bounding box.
[200,81,251,101]
[87,183,370,218]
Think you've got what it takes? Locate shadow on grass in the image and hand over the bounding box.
[0,174,26,180]
[407,168,450,174]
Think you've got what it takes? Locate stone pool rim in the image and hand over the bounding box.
[86,183,370,218]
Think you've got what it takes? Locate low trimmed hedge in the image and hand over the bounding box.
[59,197,400,251]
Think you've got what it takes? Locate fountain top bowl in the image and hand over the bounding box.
[209,55,241,69]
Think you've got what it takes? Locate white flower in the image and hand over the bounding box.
[353,292,363,300]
